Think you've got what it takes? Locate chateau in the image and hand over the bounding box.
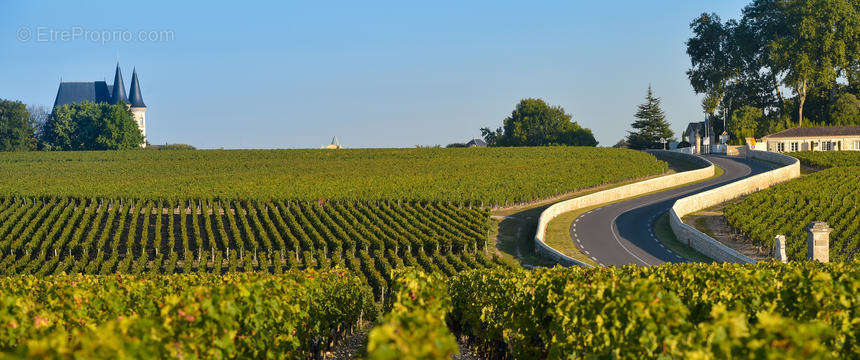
[52,63,147,144]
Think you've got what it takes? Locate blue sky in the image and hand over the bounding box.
[1,1,749,149]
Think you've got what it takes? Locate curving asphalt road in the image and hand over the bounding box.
[569,155,774,267]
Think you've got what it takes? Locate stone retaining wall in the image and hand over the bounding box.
[668,150,800,263]
[534,151,714,266]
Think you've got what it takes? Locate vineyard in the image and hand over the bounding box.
[788,150,860,168]
[0,196,498,300]
[0,270,377,358]
[369,262,860,359]
[0,147,668,206]
[6,263,856,358]
[725,151,859,261]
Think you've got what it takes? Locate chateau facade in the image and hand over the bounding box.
[52,63,147,144]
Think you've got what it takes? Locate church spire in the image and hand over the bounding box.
[128,68,145,108]
[111,62,127,104]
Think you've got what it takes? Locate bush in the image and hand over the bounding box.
[147,143,196,150]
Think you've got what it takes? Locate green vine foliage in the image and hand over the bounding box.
[366,269,458,360]
[788,151,860,168]
[445,262,857,359]
[0,270,377,359]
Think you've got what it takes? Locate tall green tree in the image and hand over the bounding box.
[747,0,858,126]
[41,101,144,151]
[829,93,860,125]
[689,0,859,132]
[686,13,741,122]
[627,86,674,150]
[0,99,35,151]
[729,106,762,144]
[481,98,597,147]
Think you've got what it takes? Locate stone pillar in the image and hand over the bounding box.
[773,235,787,263]
[806,222,831,263]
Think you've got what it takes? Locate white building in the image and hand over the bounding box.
[761,126,860,152]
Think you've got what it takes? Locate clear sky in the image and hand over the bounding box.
[0,1,750,149]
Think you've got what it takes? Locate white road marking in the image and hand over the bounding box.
[658,244,665,248]
[590,256,598,262]
[598,262,605,266]
[609,213,651,266]
[583,250,590,255]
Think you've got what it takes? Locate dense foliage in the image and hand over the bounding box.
[366,270,458,359]
[438,262,857,359]
[686,0,859,140]
[41,101,145,151]
[0,148,667,206]
[0,270,376,358]
[450,263,857,358]
[0,197,496,300]
[0,99,36,151]
[725,165,859,261]
[480,98,598,147]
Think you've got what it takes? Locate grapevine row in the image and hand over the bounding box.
[0,196,498,299]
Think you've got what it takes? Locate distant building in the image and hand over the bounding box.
[684,121,711,154]
[322,136,342,149]
[52,62,147,145]
[465,138,487,147]
[761,126,860,152]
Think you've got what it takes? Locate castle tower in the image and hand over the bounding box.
[110,63,127,104]
[128,67,147,145]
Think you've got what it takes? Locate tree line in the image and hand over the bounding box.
[687,0,859,143]
[0,99,144,151]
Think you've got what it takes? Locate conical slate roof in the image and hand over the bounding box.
[128,68,145,107]
[331,136,340,146]
[110,63,127,104]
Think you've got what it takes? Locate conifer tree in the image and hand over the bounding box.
[627,85,675,149]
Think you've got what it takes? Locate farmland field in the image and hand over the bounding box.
[0,197,496,299]
[725,152,859,261]
[0,147,676,357]
[0,147,668,205]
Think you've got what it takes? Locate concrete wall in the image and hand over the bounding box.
[668,147,695,155]
[534,151,715,266]
[668,150,800,263]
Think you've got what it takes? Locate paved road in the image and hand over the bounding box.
[569,155,773,267]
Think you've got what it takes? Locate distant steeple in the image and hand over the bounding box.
[110,62,127,104]
[331,136,340,146]
[128,68,145,108]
